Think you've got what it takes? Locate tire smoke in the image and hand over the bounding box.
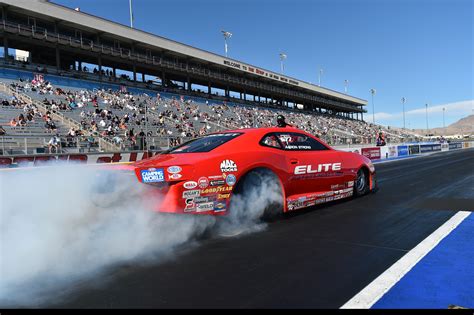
[0,164,282,307]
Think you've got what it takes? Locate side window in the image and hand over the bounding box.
[261,134,283,149]
[277,133,328,151]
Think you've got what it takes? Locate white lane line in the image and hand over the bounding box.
[340,211,471,309]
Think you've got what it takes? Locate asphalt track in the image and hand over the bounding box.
[53,148,474,308]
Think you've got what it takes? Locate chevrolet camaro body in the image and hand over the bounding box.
[130,127,376,215]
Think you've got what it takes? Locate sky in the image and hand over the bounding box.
[53,0,473,129]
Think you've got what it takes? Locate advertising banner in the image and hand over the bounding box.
[409,145,420,155]
[388,146,398,158]
[397,145,408,157]
[0,151,158,168]
[449,142,462,150]
[441,143,449,151]
[361,147,381,160]
[420,144,441,153]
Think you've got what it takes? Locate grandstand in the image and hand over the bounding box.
[0,0,423,156]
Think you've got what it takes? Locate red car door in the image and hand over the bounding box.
[275,132,344,198]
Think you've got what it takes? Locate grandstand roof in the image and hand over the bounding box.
[1,0,367,107]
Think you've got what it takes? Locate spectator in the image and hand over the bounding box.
[48,135,61,153]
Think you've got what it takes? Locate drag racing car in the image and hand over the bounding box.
[123,127,376,217]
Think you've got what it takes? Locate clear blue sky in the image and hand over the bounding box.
[53,0,473,129]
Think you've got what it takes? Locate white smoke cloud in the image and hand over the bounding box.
[0,164,282,307]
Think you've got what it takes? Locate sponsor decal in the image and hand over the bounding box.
[182,190,200,198]
[168,173,182,180]
[141,168,164,183]
[194,196,216,203]
[214,202,226,212]
[325,196,335,202]
[196,202,214,212]
[347,181,354,188]
[198,177,209,189]
[183,181,198,189]
[220,160,237,172]
[184,198,196,211]
[218,193,231,199]
[226,174,237,186]
[201,186,233,194]
[167,166,182,174]
[331,184,345,190]
[294,163,342,175]
[208,175,224,180]
[210,180,226,186]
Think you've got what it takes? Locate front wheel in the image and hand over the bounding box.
[354,168,369,196]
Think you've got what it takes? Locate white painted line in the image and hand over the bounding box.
[340,211,471,309]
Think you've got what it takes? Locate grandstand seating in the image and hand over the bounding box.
[0,66,423,156]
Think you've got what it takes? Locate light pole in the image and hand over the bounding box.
[222,30,232,57]
[401,97,406,129]
[370,88,376,124]
[279,53,287,74]
[129,0,134,28]
[425,103,429,134]
[344,80,349,93]
[318,68,324,87]
[442,107,446,131]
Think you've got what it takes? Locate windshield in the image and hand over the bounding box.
[167,132,242,154]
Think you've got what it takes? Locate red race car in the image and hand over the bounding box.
[126,127,376,216]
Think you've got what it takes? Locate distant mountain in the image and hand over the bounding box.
[413,115,474,136]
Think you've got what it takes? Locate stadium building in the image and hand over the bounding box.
[0,0,367,119]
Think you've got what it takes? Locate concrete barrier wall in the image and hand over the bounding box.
[1,141,473,168]
[337,141,473,161]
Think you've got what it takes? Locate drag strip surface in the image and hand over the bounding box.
[54,148,474,308]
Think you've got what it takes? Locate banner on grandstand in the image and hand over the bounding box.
[361,147,381,160]
[441,143,449,151]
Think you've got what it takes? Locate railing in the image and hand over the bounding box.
[0,134,104,155]
[0,82,120,152]
[0,19,362,112]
